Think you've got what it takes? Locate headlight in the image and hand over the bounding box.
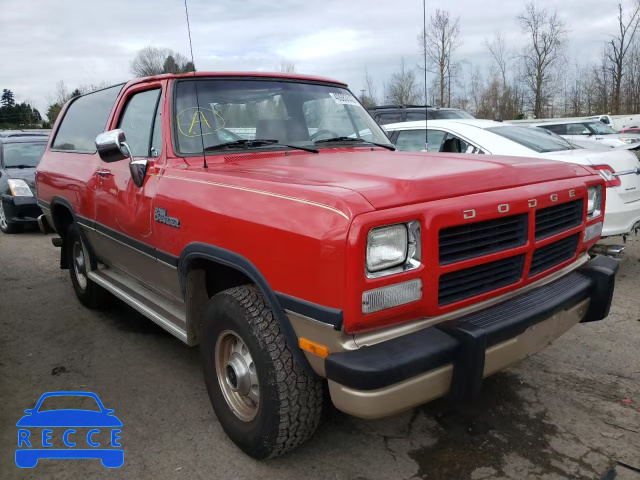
[7,179,33,197]
[587,185,602,219]
[366,221,421,277]
[620,137,640,144]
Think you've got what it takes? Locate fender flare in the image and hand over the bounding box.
[178,242,318,376]
[47,196,98,269]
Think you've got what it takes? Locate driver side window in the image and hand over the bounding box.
[567,124,590,135]
[117,88,162,157]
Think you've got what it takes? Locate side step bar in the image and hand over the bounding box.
[87,268,189,344]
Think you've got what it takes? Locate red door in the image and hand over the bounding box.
[94,84,165,285]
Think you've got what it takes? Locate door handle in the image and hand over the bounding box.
[96,170,112,177]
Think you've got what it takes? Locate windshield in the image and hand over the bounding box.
[585,121,618,135]
[174,79,391,155]
[37,395,101,412]
[429,110,475,120]
[487,126,575,153]
[2,142,46,168]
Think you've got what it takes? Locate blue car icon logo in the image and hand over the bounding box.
[16,391,123,468]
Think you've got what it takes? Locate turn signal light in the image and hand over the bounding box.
[298,338,329,358]
[593,165,621,187]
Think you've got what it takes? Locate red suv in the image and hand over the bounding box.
[36,72,618,458]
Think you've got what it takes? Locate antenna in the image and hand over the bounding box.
[423,0,428,151]
[184,0,207,168]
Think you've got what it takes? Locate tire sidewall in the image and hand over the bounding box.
[201,292,282,459]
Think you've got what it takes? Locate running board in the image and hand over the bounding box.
[87,269,188,344]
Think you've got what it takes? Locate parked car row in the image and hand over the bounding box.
[382,115,640,240]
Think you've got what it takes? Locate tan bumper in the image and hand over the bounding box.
[327,299,589,419]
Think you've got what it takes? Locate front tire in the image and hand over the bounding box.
[0,201,19,234]
[201,285,323,459]
[66,223,107,308]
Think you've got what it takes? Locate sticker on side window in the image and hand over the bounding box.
[329,92,359,106]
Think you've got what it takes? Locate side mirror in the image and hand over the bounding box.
[129,159,148,188]
[95,129,132,163]
[24,409,33,414]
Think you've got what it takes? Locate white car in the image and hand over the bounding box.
[384,119,640,238]
[585,114,640,132]
[520,119,640,149]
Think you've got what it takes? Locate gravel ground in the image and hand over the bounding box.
[1,231,639,480]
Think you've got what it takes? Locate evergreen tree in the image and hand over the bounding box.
[1,89,15,108]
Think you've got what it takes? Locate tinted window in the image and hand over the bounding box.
[2,142,46,168]
[117,89,162,157]
[395,129,446,152]
[441,134,482,154]
[541,124,567,135]
[429,110,475,120]
[488,126,575,153]
[566,123,591,135]
[52,85,123,153]
[377,113,403,125]
[405,111,426,121]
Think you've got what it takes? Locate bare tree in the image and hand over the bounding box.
[517,3,567,118]
[130,46,194,77]
[605,1,640,114]
[485,33,509,90]
[277,62,296,73]
[419,9,461,107]
[358,68,378,107]
[384,58,420,105]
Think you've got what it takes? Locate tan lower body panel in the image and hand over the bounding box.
[328,299,590,419]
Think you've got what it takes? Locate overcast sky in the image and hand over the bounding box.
[0,0,631,116]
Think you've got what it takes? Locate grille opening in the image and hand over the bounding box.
[438,254,525,306]
[530,234,580,276]
[535,199,583,240]
[439,214,528,265]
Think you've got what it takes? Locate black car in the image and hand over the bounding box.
[368,105,475,125]
[0,136,48,233]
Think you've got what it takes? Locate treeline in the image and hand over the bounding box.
[0,89,42,129]
[360,1,640,120]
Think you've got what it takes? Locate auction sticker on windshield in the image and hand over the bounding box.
[15,391,123,468]
[329,92,359,105]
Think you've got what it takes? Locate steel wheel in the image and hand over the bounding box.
[215,329,260,422]
[0,202,8,230]
[72,240,88,290]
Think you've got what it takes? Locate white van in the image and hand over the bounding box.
[584,114,640,131]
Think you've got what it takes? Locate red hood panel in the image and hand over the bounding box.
[222,150,592,210]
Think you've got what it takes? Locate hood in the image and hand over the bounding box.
[220,149,592,210]
[16,409,123,428]
[5,167,36,189]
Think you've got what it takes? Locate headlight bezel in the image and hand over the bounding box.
[587,185,603,220]
[7,179,33,197]
[365,221,421,278]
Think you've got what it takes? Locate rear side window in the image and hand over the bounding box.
[377,113,403,125]
[405,111,426,121]
[52,85,123,153]
[541,124,567,135]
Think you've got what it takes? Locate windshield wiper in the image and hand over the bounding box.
[204,139,318,153]
[313,137,396,151]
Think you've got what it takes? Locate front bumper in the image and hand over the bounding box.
[1,194,41,224]
[325,255,618,419]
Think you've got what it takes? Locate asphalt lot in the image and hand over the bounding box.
[1,231,639,480]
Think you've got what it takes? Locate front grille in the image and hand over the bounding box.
[439,214,528,265]
[535,199,583,240]
[438,254,525,306]
[530,234,579,276]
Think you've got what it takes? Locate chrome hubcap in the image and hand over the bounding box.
[0,202,7,229]
[73,241,88,290]
[215,330,259,422]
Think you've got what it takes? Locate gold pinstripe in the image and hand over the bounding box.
[162,174,350,220]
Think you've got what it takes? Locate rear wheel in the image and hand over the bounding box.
[66,223,107,308]
[201,285,323,459]
[0,202,19,234]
